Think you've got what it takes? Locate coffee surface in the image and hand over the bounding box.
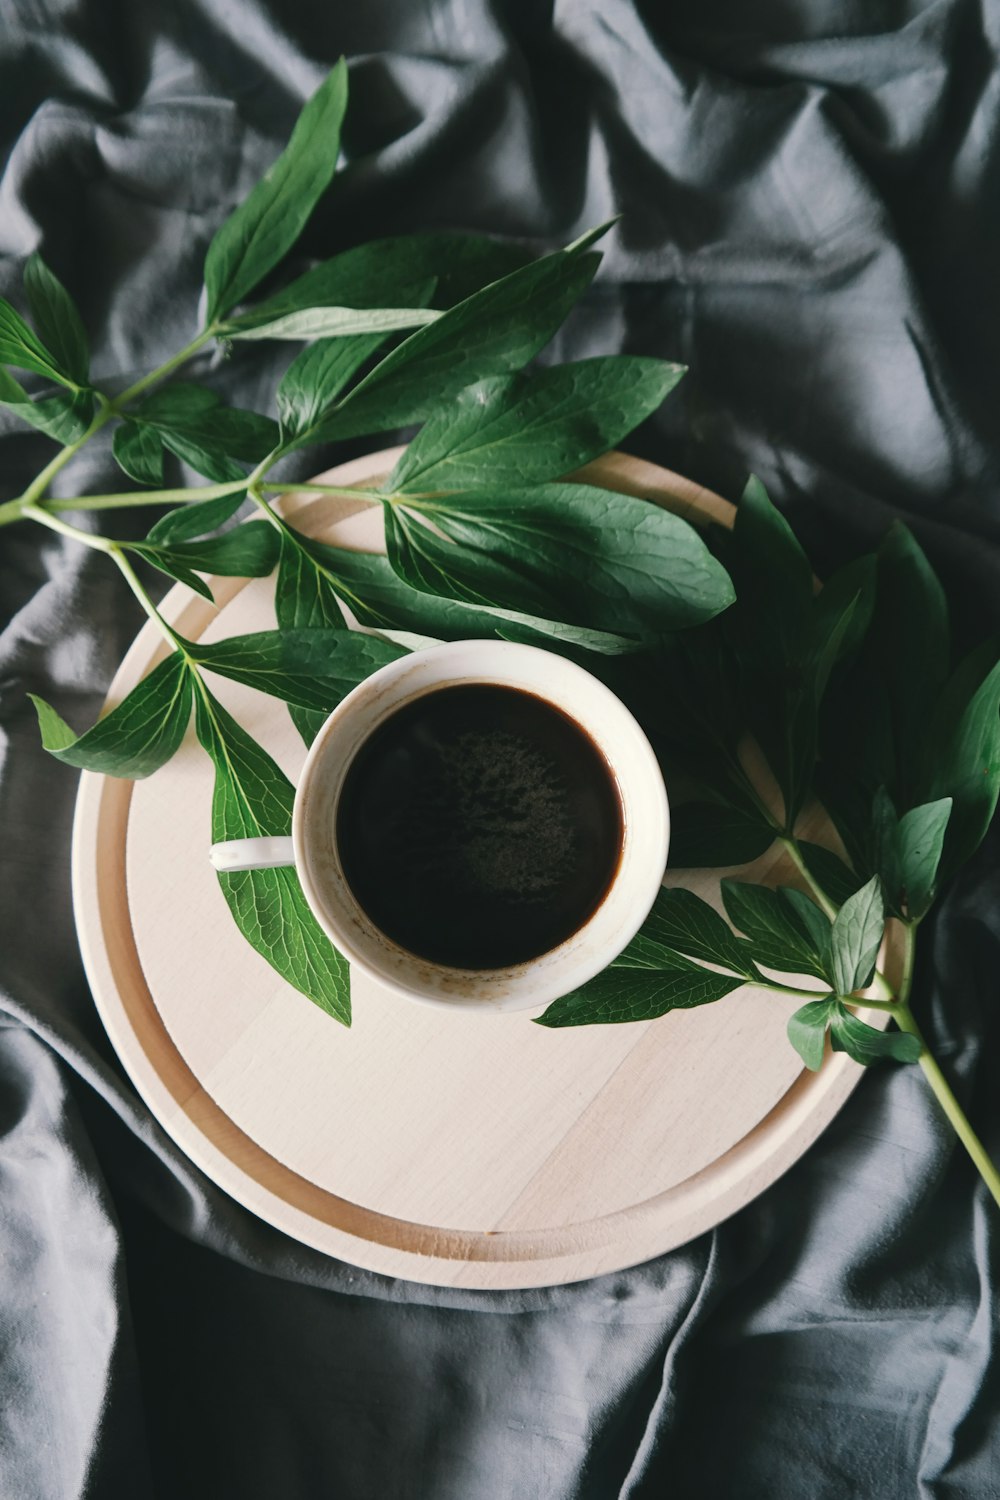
[336,684,623,969]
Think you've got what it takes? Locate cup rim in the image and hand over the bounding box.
[292,640,669,1014]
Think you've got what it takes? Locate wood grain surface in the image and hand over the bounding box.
[72,448,883,1289]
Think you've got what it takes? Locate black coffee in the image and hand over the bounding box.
[336,684,624,969]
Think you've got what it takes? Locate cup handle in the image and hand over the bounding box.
[209,837,295,872]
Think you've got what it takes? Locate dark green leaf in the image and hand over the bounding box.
[829,1008,922,1066]
[721,879,832,982]
[667,802,775,869]
[729,474,813,663]
[113,419,164,486]
[536,954,743,1028]
[24,253,89,384]
[929,655,1000,878]
[161,433,247,485]
[778,887,833,957]
[194,687,350,1023]
[814,555,876,664]
[133,383,278,463]
[224,232,532,332]
[203,59,349,323]
[387,358,685,494]
[829,875,884,995]
[0,367,93,442]
[896,797,952,920]
[229,304,439,341]
[277,326,398,441]
[787,997,839,1071]
[28,654,192,778]
[306,243,603,445]
[273,533,351,742]
[385,482,734,634]
[871,785,901,913]
[0,298,69,384]
[752,590,859,831]
[146,491,248,544]
[278,530,640,666]
[187,627,407,712]
[874,523,950,802]
[638,886,760,978]
[132,521,278,596]
[154,521,279,577]
[796,842,862,907]
[129,545,214,601]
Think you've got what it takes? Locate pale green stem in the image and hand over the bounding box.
[22,503,115,552]
[25,502,181,653]
[761,980,828,1000]
[779,835,838,919]
[112,328,215,408]
[2,329,216,526]
[882,925,1000,1208]
[260,481,383,501]
[32,479,250,513]
[17,394,117,509]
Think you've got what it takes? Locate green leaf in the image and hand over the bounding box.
[752,590,859,831]
[146,491,248,544]
[895,798,952,920]
[787,997,839,1071]
[228,304,439,341]
[721,879,832,982]
[132,384,278,464]
[871,786,900,911]
[162,433,247,485]
[29,654,192,778]
[273,533,351,743]
[0,367,93,442]
[128,546,214,601]
[203,59,349,323]
[667,802,776,868]
[226,232,533,333]
[729,474,813,662]
[778,887,833,957]
[875,522,950,801]
[24,253,89,384]
[306,242,603,445]
[536,952,744,1027]
[194,686,350,1023]
[113,419,164,486]
[829,1008,923,1066]
[829,875,884,995]
[277,321,402,441]
[796,842,862,907]
[385,482,734,635]
[814,555,876,664]
[929,654,1000,878]
[131,521,279,596]
[187,627,407,712]
[278,531,640,666]
[158,521,279,577]
[638,886,761,978]
[0,298,70,384]
[387,358,685,494]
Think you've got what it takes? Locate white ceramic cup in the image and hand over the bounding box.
[209,640,669,1013]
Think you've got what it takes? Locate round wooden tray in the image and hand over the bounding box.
[73,448,877,1289]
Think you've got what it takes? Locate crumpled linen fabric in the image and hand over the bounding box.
[1,2,998,1495]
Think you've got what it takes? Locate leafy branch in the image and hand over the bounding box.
[5,62,727,1023]
[6,61,999,1209]
[537,480,1000,1207]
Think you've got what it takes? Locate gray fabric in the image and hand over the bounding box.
[2,3,999,1495]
